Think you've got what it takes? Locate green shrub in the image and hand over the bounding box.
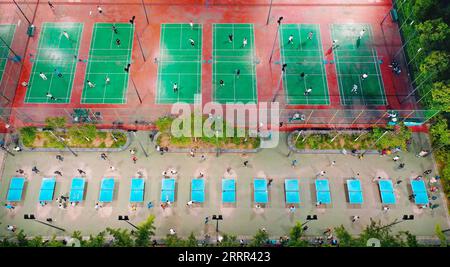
[45,117,66,130]
[111,132,127,148]
[96,131,107,139]
[20,127,37,147]
[68,124,97,146]
[155,116,175,133]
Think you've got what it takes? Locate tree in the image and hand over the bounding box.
[133,215,156,247]
[419,51,450,80]
[28,236,44,247]
[44,235,65,247]
[16,230,29,247]
[68,124,97,145]
[45,116,67,130]
[249,229,269,247]
[106,228,134,247]
[184,232,199,247]
[217,234,240,247]
[435,224,448,247]
[164,234,186,247]
[431,81,450,112]
[86,231,106,247]
[430,115,450,148]
[413,0,441,21]
[334,225,362,247]
[416,19,450,51]
[287,222,309,247]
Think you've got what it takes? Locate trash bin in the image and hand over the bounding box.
[27,24,36,37]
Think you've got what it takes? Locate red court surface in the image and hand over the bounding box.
[0,0,419,130]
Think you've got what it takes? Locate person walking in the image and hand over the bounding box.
[219,80,225,87]
[46,92,57,101]
[54,170,63,176]
[242,37,247,48]
[319,170,326,176]
[7,225,17,232]
[393,155,400,161]
[189,21,194,30]
[308,31,313,40]
[189,38,195,47]
[361,73,368,80]
[39,72,48,80]
[32,166,40,174]
[331,160,336,166]
[351,215,360,222]
[186,200,193,207]
[54,68,63,78]
[97,5,103,14]
[116,38,121,46]
[56,154,64,162]
[288,35,294,44]
[16,169,25,175]
[235,69,240,79]
[48,1,55,10]
[268,178,274,186]
[100,153,108,160]
[300,72,305,79]
[424,169,432,175]
[200,154,206,161]
[351,84,358,94]
[112,25,118,34]
[228,34,233,43]
[129,16,136,25]
[332,39,339,50]
[124,63,131,72]
[172,82,178,93]
[243,160,249,167]
[358,29,366,40]
[291,159,298,168]
[87,80,95,88]
[132,156,137,164]
[77,169,86,176]
[105,76,110,85]
[62,31,69,40]
[304,87,312,96]
[95,203,100,211]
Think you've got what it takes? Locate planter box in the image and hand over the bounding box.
[287,130,379,154]
[19,129,132,152]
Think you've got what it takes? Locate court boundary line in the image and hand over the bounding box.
[280,23,329,105]
[25,22,83,104]
[0,24,17,91]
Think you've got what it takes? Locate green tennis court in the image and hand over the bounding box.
[0,24,16,85]
[81,23,134,104]
[213,23,257,104]
[156,23,202,104]
[279,24,329,105]
[25,22,83,103]
[331,24,387,106]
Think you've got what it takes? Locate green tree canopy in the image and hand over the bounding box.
[133,215,156,247]
[217,234,240,247]
[419,51,450,80]
[431,81,450,112]
[287,222,309,247]
[106,228,134,247]
[416,19,450,52]
[249,229,269,247]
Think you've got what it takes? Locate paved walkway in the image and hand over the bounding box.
[0,132,448,239]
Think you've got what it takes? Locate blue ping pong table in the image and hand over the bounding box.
[7,177,26,202]
[99,177,115,202]
[130,178,145,203]
[285,179,300,204]
[161,178,175,202]
[254,179,268,204]
[347,179,363,204]
[315,179,331,204]
[379,180,396,204]
[191,178,205,203]
[69,177,85,202]
[222,178,236,203]
[39,177,56,202]
[411,180,429,205]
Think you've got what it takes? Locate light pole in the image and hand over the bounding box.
[266,0,274,25]
[377,215,413,230]
[130,130,148,157]
[272,63,287,102]
[301,214,318,227]
[24,214,66,232]
[269,16,283,63]
[215,130,220,158]
[212,214,223,243]
[118,215,139,230]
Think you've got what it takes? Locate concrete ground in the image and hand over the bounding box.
[0,132,449,240]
